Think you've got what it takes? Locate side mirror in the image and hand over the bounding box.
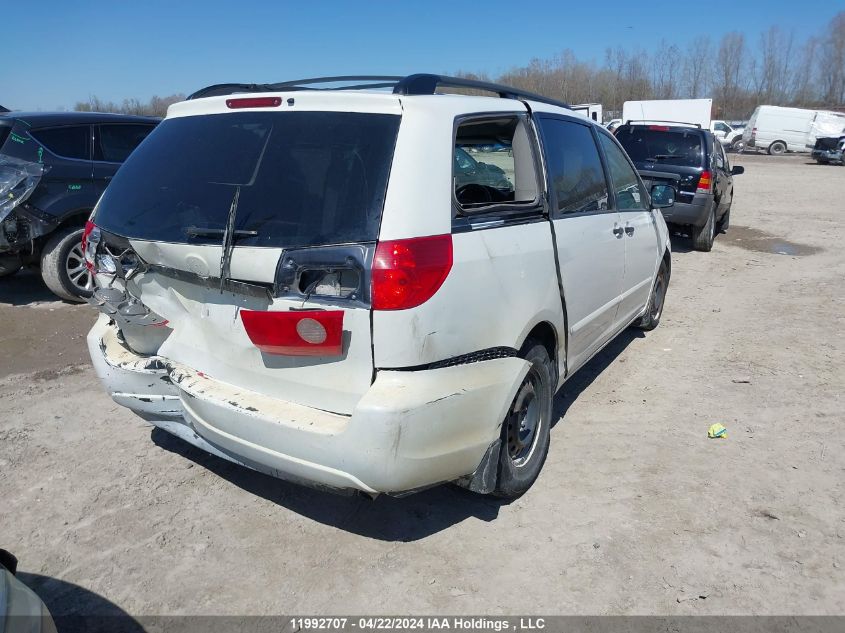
[731,166,745,175]
[650,184,675,209]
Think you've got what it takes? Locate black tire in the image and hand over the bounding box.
[40,226,92,302]
[731,138,745,153]
[816,159,828,165]
[768,141,787,156]
[717,207,731,233]
[493,340,553,499]
[691,206,716,252]
[636,259,669,331]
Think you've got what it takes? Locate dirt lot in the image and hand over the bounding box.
[1,153,844,618]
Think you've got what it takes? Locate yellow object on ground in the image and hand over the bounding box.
[708,423,727,439]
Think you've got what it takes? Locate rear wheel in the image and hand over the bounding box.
[40,226,92,302]
[691,207,716,252]
[768,141,787,155]
[636,259,669,331]
[493,341,553,499]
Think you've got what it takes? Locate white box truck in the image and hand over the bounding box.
[571,103,603,123]
[622,99,712,128]
[742,105,845,155]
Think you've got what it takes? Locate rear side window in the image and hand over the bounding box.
[0,125,10,149]
[94,112,400,248]
[598,134,647,211]
[454,115,539,210]
[95,124,156,162]
[537,117,609,215]
[30,126,90,160]
[615,127,703,168]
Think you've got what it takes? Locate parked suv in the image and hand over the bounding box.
[85,75,672,498]
[0,111,158,300]
[614,123,743,252]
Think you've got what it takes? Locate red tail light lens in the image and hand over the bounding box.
[696,170,713,193]
[81,220,100,272]
[240,310,343,356]
[226,97,282,109]
[372,234,453,311]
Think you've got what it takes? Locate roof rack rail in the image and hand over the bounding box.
[187,74,571,110]
[624,119,702,128]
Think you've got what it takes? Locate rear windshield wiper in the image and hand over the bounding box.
[645,155,674,162]
[186,227,258,239]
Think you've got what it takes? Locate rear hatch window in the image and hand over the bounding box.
[94,111,400,248]
[616,127,704,168]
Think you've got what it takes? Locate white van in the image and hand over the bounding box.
[743,105,845,155]
[85,74,673,498]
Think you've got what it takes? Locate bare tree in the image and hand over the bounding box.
[715,32,748,118]
[75,94,185,117]
[820,11,845,104]
[682,36,712,99]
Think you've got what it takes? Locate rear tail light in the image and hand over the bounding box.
[240,309,343,356]
[226,97,282,109]
[372,234,453,310]
[751,127,757,139]
[696,170,713,194]
[81,220,100,272]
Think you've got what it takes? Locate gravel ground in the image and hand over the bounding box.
[1,153,843,618]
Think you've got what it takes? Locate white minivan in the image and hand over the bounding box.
[85,74,673,498]
[744,105,845,155]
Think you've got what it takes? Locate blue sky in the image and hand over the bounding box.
[3,0,843,110]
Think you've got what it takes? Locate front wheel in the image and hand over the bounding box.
[768,141,787,155]
[636,260,669,331]
[493,341,553,499]
[691,207,716,252]
[731,138,745,153]
[40,226,92,302]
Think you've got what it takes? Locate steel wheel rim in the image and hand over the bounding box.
[66,243,91,291]
[506,371,542,467]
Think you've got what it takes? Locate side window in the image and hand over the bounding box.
[537,117,609,215]
[30,126,90,160]
[598,133,647,211]
[715,141,728,170]
[714,122,730,134]
[95,124,156,163]
[454,115,539,211]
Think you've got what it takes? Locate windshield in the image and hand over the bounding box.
[94,111,400,248]
[616,127,704,168]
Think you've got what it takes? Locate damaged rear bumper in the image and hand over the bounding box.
[87,315,529,495]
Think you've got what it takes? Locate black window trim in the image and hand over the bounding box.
[93,122,157,165]
[450,111,546,225]
[28,124,93,161]
[534,112,616,221]
[594,125,652,214]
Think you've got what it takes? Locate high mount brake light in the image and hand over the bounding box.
[696,170,713,193]
[240,310,344,356]
[81,220,100,272]
[226,97,282,109]
[371,234,453,311]
[648,125,670,131]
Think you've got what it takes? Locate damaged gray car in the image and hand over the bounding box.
[0,111,157,300]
